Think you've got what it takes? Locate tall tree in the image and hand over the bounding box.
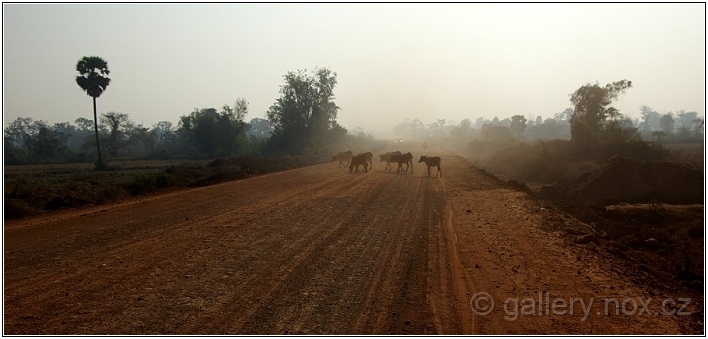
[178,99,249,158]
[4,117,34,150]
[75,56,111,168]
[152,121,175,143]
[4,117,34,163]
[247,118,274,139]
[569,80,632,149]
[100,112,132,158]
[554,108,573,122]
[75,117,95,131]
[675,111,699,139]
[660,113,675,136]
[218,99,249,156]
[428,119,447,138]
[639,105,660,133]
[126,124,157,156]
[266,68,340,154]
[99,112,135,158]
[27,121,69,160]
[692,117,705,137]
[510,115,527,139]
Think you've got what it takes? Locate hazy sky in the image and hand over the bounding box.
[3,3,705,135]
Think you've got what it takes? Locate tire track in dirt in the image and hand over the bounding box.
[209,169,442,334]
[187,172,380,334]
[4,165,373,334]
[4,153,700,334]
[4,165,336,278]
[4,161,457,334]
[349,173,437,334]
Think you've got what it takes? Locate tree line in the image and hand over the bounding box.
[4,107,270,164]
[6,57,704,167]
[392,82,703,150]
[4,56,350,165]
[393,109,574,145]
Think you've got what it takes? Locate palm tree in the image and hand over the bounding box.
[75,56,111,169]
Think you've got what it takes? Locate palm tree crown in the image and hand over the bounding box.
[76,56,111,98]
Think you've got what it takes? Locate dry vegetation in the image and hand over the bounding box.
[3,156,324,220]
[4,129,383,220]
[461,140,704,295]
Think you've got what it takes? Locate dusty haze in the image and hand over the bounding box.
[3,3,705,136]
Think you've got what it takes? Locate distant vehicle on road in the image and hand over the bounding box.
[396,139,403,143]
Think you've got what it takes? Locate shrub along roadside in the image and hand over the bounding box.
[466,137,703,292]
[467,138,673,184]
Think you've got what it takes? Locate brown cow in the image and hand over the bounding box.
[378,151,401,172]
[349,153,369,173]
[418,155,442,177]
[359,152,373,171]
[392,152,413,174]
[332,150,353,168]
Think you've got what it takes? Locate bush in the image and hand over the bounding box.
[4,198,37,219]
[467,137,673,184]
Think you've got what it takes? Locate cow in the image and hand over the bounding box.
[359,152,373,171]
[419,155,442,177]
[392,152,413,174]
[332,150,353,168]
[378,151,401,172]
[349,153,369,173]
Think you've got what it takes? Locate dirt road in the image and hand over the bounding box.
[4,152,702,334]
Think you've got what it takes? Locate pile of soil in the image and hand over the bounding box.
[553,201,705,292]
[539,156,703,205]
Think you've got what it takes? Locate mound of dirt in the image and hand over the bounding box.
[539,155,703,205]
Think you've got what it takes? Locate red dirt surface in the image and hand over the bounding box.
[4,150,703,334]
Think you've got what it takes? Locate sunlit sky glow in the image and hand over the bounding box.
[3,3,705,135]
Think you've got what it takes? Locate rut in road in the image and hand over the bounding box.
[4,154,699,334]
[4,161,465,334]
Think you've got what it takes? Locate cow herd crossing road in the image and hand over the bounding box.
[333,149,441,177]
